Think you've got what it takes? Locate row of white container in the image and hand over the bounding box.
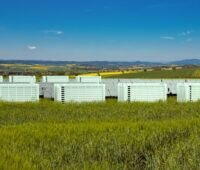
[0,76,36,83]
[3,75,200,97]
[102,79,200,96]
[119,83,200,102]
[42,76,102,83]
[0,82,200,102]
[42,82,200,103]
[0,83,105,102]
[0,76,102,83]
[43,83,166,102]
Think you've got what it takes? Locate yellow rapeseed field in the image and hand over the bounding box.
[81,70,138,77]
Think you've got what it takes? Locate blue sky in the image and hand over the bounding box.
[0,0,199,61]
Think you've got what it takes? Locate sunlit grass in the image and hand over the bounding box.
[105,68,198,79]
[0,98,200,169]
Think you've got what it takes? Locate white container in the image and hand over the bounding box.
[177,83,200,102]
[54,83,105,102]
[40,83,57,98]
[118,83,168,102]
[40,83,54,99]
[40,76,69,98]
[0,83,39,102]
[9,76,36,83]
[75,76,101,83]
[41,76,69,83]
[0,76,3,82]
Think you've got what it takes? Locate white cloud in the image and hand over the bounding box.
[27,46,37,50]
[160,36,175,40]
[178,30,193,36]
[42,30,63,35]
[186,38,192,42]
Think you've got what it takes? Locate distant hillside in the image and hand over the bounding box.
[0,59,200,67]
[0,60,163,67]
[169,59,200,65]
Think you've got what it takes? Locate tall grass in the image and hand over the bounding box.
[0,99,200,169]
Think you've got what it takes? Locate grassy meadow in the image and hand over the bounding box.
[104,68,200,79]
[0,98,200,169]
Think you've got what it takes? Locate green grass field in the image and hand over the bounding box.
[1,99,200,169]
[104,68,200,79]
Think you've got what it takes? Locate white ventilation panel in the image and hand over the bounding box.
[9,76,36,83]
[42,76,69,83]
[177,83,200,102]
[54,83,105,103]
[0,84,39,102]
[76,76,102,83]
[118,83,168,102]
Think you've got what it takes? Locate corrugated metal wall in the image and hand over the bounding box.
[177,83,200,102]
[0,84,39,102]
[54,83,105,102]
[118,83,167,102]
